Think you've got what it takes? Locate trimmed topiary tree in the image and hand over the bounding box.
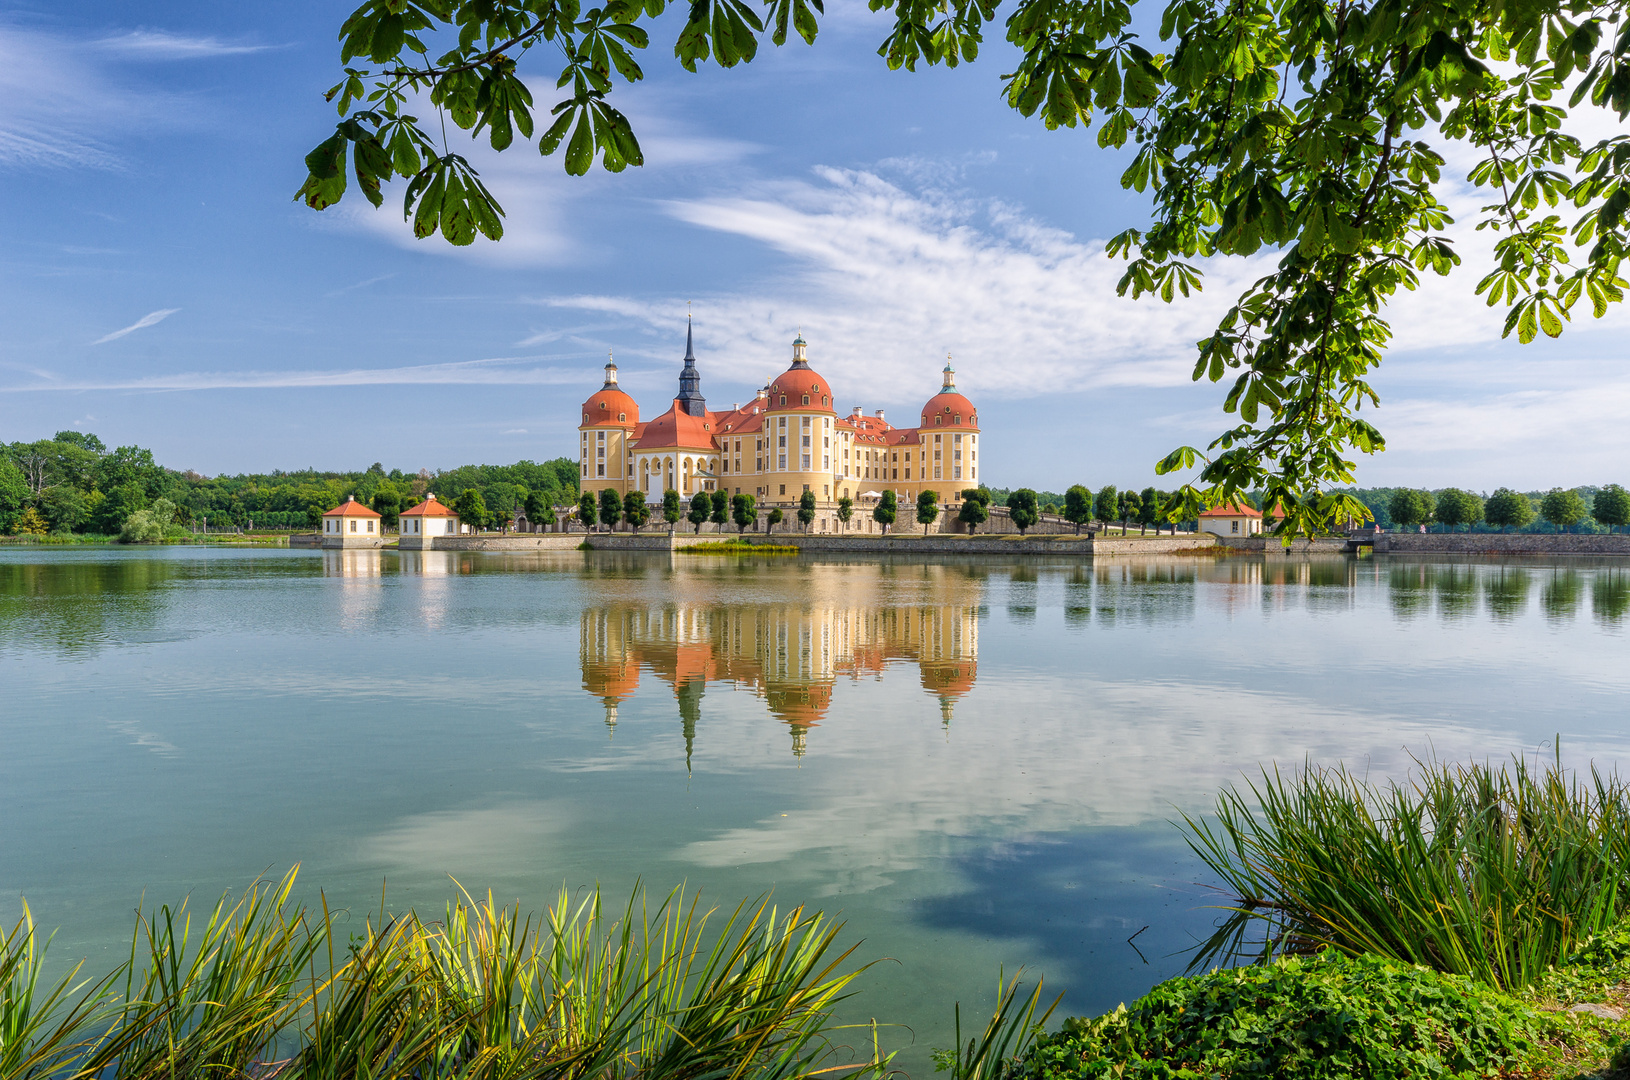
[798,489,817,531]
[662,489,683,533]
[958,488,989,534]
[1008,488,1039,535]
[835,496,853,530]
[1093,485,1118,531]
[597,488,622,532]
[872,490,897,535]
[577,491,597,532]
[687,491,711,534]
[731,492,756,534]
[916,489,939,535]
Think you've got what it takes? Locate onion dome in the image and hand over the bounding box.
[766,334,836,412]
[582,355,639,426]
[919,358,978,429]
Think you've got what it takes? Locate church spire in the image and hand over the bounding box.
[676,316,707,417]
[942,355,956,392]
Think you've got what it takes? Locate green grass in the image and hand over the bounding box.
[681,541,800,555]
[1182,749,1630,990]
[0,871,907,1080]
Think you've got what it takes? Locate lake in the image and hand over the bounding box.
[3,547,1629,1069]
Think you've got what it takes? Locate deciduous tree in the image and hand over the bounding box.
[1434,488,1485,532]
[1592,484,1630,532]
[597,487,622,531]
[577,491,598,531]
[1388,489,1433,531]
[623,489,650,528]
[1008,488,1039,534]
[305,0,1630,534]
[663,488,683,532]
[731,492,757,533]
[1541,488,1588,532]
[958,488,989,534]
[456,487,491,530]
[1138,487,1162,535]
[1485,487,1536,532]
[1093,486,1118,531]
[688,491,712,533]
[1063,485,1092,534]
[767,507,784,532]
[798,489,817,531]
[711,489,730,529]
[1117,489,1142,531]
[872,490,897,535]
[835,496,854,529]
[916,489,939,534]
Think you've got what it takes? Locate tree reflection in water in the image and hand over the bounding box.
[1594,569,1630,626]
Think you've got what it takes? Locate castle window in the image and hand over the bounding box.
[780,396,787,406]
[619,412,625,421]
[779,485,786,495]
[822,395,828,406]
[802,394,810,405]
[955,415,962,424]
[600,402,607,410]
[935,416,942,425]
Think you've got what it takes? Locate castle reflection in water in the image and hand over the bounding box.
[581,576,980,760]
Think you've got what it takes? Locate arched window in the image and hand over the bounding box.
[619,412,625,421]
[802,394,810,405]
[780,395,787,406]
[935,416,942,426]
[822,395,828,406]
[955,415,962,424]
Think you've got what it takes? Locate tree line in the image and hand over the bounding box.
[1338,485,1630,534]
[0,431,580,538]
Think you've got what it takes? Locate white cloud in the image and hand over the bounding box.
[92,308,180,345]
[543,167,1270,403]
[4,355,589,393]
[94,30,276,59]
[0,23,189,170]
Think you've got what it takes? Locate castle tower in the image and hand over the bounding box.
[676,318,707,417]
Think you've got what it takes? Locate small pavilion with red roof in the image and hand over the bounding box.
[398,493,470,549]
[320,496,384,549]
[1197,502,1264,538]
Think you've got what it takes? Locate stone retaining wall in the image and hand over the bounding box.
[1218,536,1351,553]
[1373,533,1630,555]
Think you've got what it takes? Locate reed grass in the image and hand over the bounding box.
[1183,749,1630,989]
[679,542,800,555]
[0,872,909,1080]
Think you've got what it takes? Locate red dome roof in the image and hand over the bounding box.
[582,387,639,426]
[920,391,978,429]
[767,365,836,412]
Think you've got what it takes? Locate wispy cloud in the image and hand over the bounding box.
[93,308,180,345]
[0,23,190,170]
[544,167,1269,403]
[94,30,275,60]
[4,356,592,393]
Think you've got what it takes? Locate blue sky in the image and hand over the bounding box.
[2,1,1627,491]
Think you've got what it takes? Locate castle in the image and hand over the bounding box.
[577,324,982,523]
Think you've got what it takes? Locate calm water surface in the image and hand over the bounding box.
[3,548,1629,1068]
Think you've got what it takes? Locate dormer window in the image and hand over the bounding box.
[618,412,625,421]
[600,402,607,410]
[935,416,942,425]
[822,395,828,406]
[802,394,810,405]
[955,415,962,424]
[780,396,787,406]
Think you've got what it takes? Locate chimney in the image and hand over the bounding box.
[874,409,885,420]
[732,403,740,410]
[850,405,862,416]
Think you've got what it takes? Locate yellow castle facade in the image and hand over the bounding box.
[577,323,984,512]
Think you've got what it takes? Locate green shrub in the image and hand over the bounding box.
[1018,952,1553,1080]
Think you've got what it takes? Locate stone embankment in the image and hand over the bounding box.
[1372,533,1630,555]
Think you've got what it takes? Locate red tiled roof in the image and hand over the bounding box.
[402,494,460,517]
[631,400,718,451]
[323,497,381,518]
[1199,502,1262,518]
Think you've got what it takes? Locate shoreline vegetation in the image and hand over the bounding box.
[9,755,1630,1080]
